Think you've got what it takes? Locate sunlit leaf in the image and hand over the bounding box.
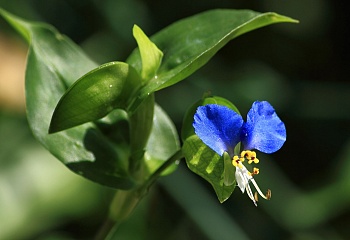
[0,8,135,188]
[127,9,298,111]
[49,62,141,133]
[132,25,163,81]
[183,135,235,203]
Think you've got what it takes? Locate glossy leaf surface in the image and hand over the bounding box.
[0,8,138,188]
[49,62,141,133]
[127,9,298,111]
[0,9,181,189]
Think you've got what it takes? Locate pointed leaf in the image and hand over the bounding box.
[132,25,163,81]
[127,9,298,111]
[0,8,135,188]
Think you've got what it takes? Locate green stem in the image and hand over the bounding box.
[137,149,183,196]
[95,190,140,240]
[109,190,141,222]
[94,218,119,240]
[95,149,183,240]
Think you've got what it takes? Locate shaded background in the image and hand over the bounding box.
[0,0,349,239]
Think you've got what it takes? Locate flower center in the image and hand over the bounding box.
[231,150,271,206]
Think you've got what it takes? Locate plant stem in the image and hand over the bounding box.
[95,190,140,240]
[137,149,183,196]
[94,218,118,240]
[95,149,183,239]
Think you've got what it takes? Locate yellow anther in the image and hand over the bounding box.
[232,156,243,169]
[249,157,259,164]
[234,152,271,205]
[266,189,272,200]
[254,192,259,202]
[246,151,256,159]
[248,168,259,177]
[249,151,257,159]
[240,150,259,164]
[241,151,250,158]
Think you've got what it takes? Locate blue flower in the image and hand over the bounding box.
[193,101,286,206]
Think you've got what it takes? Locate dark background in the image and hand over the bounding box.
[0,0,349,239]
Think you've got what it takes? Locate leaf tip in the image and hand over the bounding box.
[48,124,58,134]
[48,115,64,134]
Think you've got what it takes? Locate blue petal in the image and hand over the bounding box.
[193,104,243,156]
[241,101,286,154]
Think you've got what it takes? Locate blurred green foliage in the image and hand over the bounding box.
[0,0,349,239]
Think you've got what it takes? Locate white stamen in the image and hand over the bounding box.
[250,178,268,200]
[235,164,267,206]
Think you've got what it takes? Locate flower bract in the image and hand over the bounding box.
[193,101,286,205]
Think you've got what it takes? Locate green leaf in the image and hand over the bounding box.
[127,9,298,111]
[223,152,235,186]
[181,95,241,202]
[0,8,135,188]
[49,62,141,133]
[183,135,235,203]
[144,104,180,176]
[132,25,163,81]
[129,95,155,173]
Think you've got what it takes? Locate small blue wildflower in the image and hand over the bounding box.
[193,101,286,206]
